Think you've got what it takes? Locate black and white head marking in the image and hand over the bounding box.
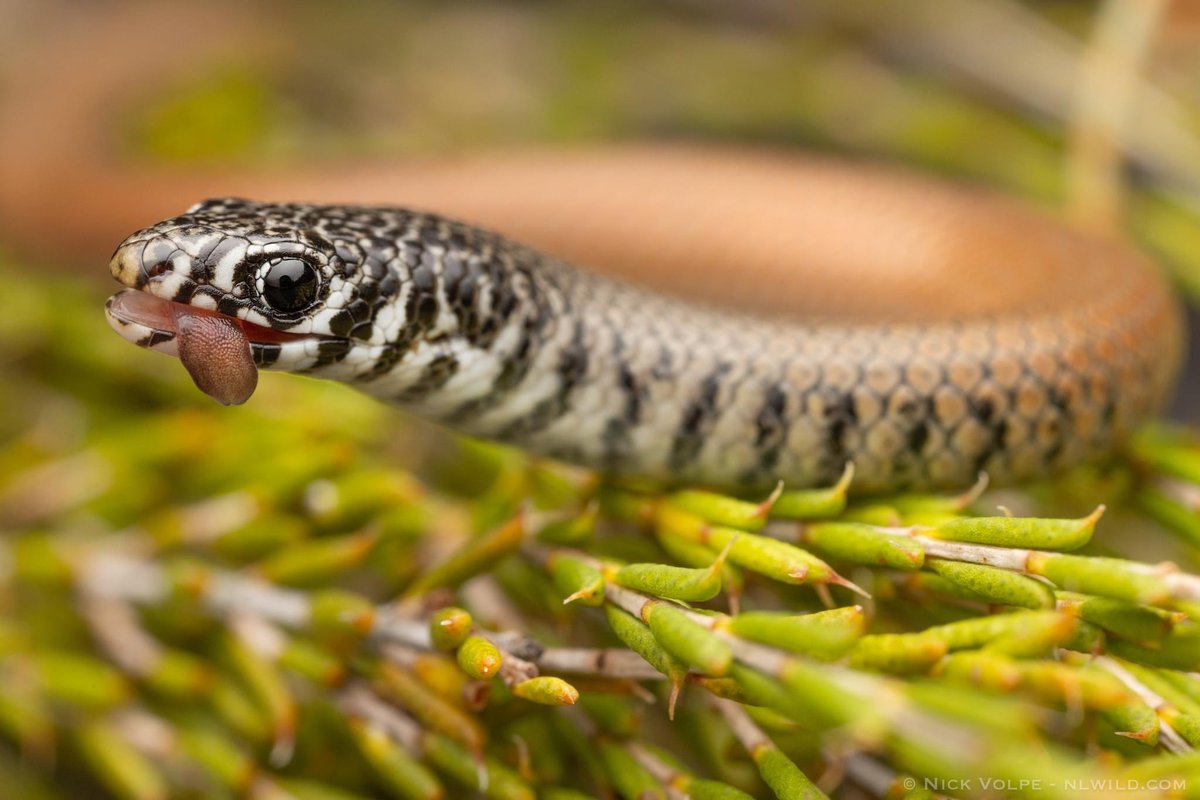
[105,198,472,376]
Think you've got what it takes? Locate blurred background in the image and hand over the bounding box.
[3,3,1200,797]
[1,0,1198,429]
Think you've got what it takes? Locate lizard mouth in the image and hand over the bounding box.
[105,290,314,348]
[105,289,324,405]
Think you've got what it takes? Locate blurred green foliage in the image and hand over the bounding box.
[5,2,1200,797]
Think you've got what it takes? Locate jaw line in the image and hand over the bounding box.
[105,288,332,361]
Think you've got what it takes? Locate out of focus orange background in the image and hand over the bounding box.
[3,6,1200,798]
[1,0,1199,416]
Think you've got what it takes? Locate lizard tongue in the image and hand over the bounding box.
[171,305,258,405]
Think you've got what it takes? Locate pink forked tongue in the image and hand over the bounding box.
[171,305,258,405]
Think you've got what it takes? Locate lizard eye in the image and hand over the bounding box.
[259,258,320,313]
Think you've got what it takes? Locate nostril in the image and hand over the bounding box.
[145,262,172,280]
[140,261,173,285]
[137,237,181,286]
